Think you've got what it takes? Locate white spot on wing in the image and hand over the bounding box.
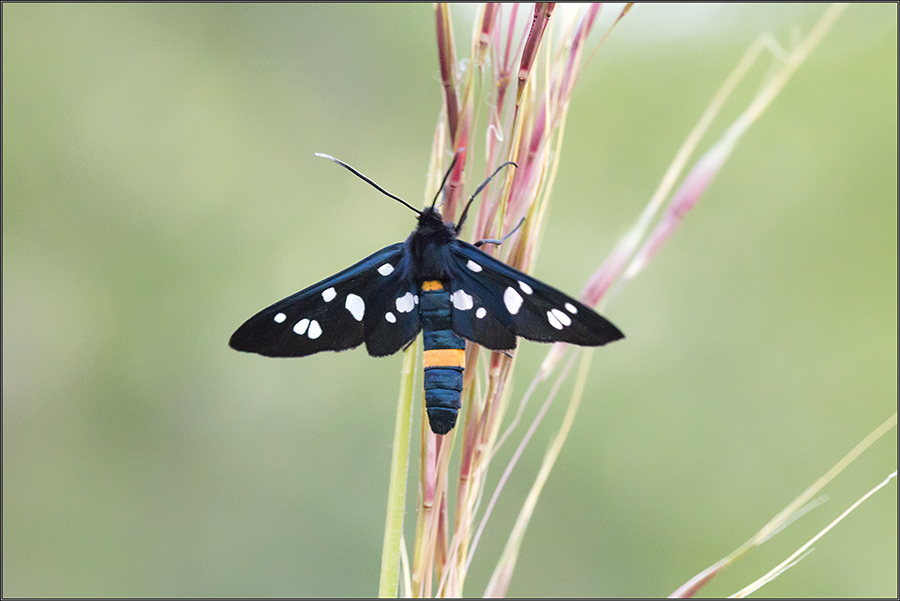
[345,294,365,321]
[322,287,337,302]
[293,318,310,335]
[274,312,287,323]
[547,310,563,330]
[308,319,322,339]
[550,308,571,327]
[378,263,394,276]
[476,307,486,319]
[518,280,533,295]
[504,287,523,314]
[565,302,578,314]
[385,312,396,323]
[395,292,416,313]
[466,260,483,273]
[451,289,474,311]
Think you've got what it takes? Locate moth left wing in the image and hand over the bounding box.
[229,242,420,357]
[448,240,624,349]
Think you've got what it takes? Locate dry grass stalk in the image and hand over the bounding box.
[402,4,629,597]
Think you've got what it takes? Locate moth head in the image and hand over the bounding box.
[416,206,457,241]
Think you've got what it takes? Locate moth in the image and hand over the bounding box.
[230,153,624,434]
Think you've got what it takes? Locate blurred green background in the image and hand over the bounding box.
[3,3,896,597]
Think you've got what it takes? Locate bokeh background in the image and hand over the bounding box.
[3,3,896,597]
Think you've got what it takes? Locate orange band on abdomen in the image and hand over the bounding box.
[421,280,444,291]
[423,348,466,368]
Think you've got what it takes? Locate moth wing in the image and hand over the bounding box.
[229,243,419,357]
[448,241,624,348]
[362,252,422,357]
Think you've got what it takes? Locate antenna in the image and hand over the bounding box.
[430,148,466,209]
[315,153,421,215]
[455,160,517,232]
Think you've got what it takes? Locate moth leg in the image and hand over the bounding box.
[474,217,525,248]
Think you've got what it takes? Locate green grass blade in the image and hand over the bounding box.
[378,336,420,597]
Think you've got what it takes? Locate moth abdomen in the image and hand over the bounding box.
[420,280,466,434]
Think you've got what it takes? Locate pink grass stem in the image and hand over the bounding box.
[435,4,460,143]
[476,3,500,68]
[517,3,556,103]
[626,139,730,281]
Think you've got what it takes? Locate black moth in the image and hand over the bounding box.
[230,153,624,434]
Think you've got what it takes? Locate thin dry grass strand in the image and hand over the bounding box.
[621,3,848,286]
[670,412,897,597]
[732,470,898,598]
[485,347,596,596]
[491,367,543,459]
[466,350,580,574]
[399,539,412,598]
